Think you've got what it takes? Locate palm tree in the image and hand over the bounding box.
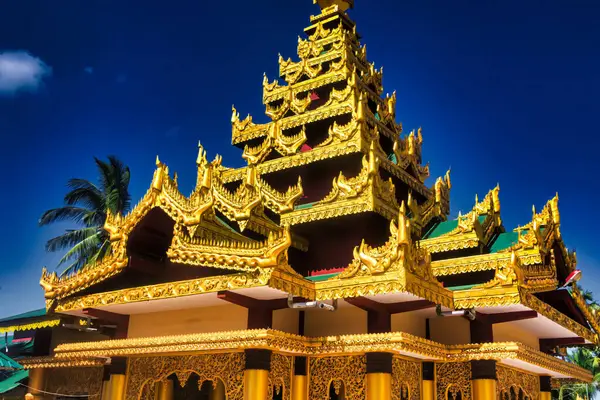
[581,288,600,313]
[557,347,600,400]
[39,156,131,276]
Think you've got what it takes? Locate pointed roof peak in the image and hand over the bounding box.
[314,0,354,12]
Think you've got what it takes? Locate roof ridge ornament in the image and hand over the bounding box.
[314,0,354,12]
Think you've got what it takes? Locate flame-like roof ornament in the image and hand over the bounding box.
[314,0,354,12]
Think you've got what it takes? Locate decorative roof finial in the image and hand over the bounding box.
[313,0,354,12]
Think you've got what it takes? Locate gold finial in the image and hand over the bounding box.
[313,0,354,12]
[475,193,479,204]
[155,155,161,167]
[197,141,207,165]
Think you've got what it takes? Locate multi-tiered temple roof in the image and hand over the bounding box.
[27,1,598,395]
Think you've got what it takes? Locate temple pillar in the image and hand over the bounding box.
[471,360,496,400]
[292,356,308,400]
[154,379,174,400]
[101,365,111,400]
[243,349,271,400]
[102,357,127,400]
[366,353,392,400]
[26,368,46,399]
[422,362,435,400]
[540,376,552,400]
[209,379,226,400]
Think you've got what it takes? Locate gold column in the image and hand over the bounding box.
[210,379,226,400]
[540,392,551,400]
[154,380,174,400]
[472,379,496,400]
[422,380,435,400]
[101,380,111,400]
[367,372,391,400]
[243,369,269,400]
[26,368,46,399]
[106,374,126,400]
[292,375,308,400]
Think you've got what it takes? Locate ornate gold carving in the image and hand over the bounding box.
[269,353,293,400]
[436,362,471,400]
[571,285,600,335]
[422,185,501,253]
[40,144,303,301]
[54,269,274,312]
[242,123,307,164]
[20,356,107,369]
[45,367,103,398]
[477,251,524,289]
[45,330,591,381]
[389,128,429,183]
[391,357,421,400]
[127,353,244,400]
[309,356,366,400]
[314,0,354,12]
[168,225,293,272]
[0,319,60,334]
[497,365,539,400]
[338,202,432,280]
[521,291,596,343]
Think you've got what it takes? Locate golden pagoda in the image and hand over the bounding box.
[13,1,597,399]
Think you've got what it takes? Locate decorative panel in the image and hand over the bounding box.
[497,365,539,400]
[269,353,293,400]
[309,355,366,400]
[391,357,421,400]
[127,353,244,400]
[45,366,103,398]
[436,362,471,400]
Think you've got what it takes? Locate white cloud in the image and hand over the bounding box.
[0,51,52,96]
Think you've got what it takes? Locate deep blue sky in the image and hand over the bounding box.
[0,0,599,319]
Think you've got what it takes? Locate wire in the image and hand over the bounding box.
[17,383,100,398]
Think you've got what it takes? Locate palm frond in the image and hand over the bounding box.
[56,231,104,267]
[45,227,99,252]
[42,156,131,275]
[64,178,105,211]
[39,207,93,226]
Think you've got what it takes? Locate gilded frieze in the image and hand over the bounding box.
[309,356,366,400]
[35,330,592,381]
[436,362,471,400]
[521,291,596,343]
[571,285,600,335]
[497,365,539,400]
[54,269,274,313]
[391,357,421,400]
[167,224,293,271]
[127,353,245,400]
[45,366,103,398]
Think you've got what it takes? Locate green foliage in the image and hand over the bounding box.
[39,156,131,276]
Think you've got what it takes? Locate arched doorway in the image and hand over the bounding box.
[328,380,345,400]
[148,373,227,400]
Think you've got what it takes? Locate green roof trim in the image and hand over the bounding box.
[423,219,458,239]
[295,202,316,210]
[388,153,397,163]
[0,309,46,324]
[489,231,521,253]
[305,273,339,282]
[0,353,21,370]
[447,284,478,291]
[0,369,28,394]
